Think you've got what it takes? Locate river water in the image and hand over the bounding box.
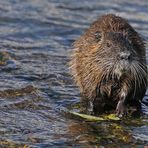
[0,0,148,147]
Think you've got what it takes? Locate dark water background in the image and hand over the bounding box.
[0,0,148,147]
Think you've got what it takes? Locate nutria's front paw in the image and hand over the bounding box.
[116,100,127,117]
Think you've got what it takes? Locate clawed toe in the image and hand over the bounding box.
[116,100,127,117]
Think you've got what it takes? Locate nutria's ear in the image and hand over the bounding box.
[95,31,102,41]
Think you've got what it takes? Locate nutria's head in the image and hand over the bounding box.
[93,31,139,79]
[73,14,147,81]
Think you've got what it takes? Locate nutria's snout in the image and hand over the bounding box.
[115,50,132,76]
[70,14,147,117]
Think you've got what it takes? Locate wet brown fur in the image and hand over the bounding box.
[70,14,147,115]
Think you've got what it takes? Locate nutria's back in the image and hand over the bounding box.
[70,14,147,117]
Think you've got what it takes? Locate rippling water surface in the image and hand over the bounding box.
[0,0,148,147]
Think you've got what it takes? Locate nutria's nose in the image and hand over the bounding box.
[118,52,131,60]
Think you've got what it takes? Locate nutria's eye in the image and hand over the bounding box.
[95,31,101,41]
[106,42,111,47]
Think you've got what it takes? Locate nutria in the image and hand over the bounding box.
[70,14,147,117]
